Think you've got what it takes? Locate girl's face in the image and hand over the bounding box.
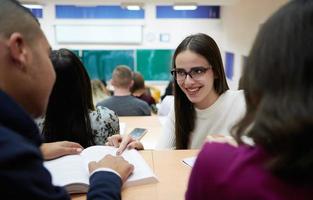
[175,50,219,109]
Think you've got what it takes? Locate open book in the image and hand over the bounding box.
[44,146,158,194]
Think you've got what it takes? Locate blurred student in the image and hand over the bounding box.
[160,80,174,101]
[131,72,157,114]
[148,85,161,104]
[37,49,119,148]
[186,1,313,199]
[97,65,151,116]
[0,0,133,199]
[157,95,174,116]
[158,80,174,116]
[107,33,246,153]
[91,79,111,105]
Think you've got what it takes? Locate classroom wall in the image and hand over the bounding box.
[35,0,225,93]
[33,0,289,91]
[38,0,223,50]
[221,0,288,89]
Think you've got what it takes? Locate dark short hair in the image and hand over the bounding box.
[0,0,41,43]
[43,49,95,148]
[234,0,313,185]
[173,33,229,149]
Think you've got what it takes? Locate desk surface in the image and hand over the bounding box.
[71,150,198,200]
[119,116,164,149]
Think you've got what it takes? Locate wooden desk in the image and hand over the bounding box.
[72,150,198,200]
[119,116,164,149]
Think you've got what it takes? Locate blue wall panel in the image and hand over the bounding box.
[225,52,234,80]
[29,8,43,18]
[156,6,219,19]
[56,5,144,19]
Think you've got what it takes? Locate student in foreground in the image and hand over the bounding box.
[0,0,133,199]
[107,33,246,153]
[186,0,313,199]
[158,33,246,149]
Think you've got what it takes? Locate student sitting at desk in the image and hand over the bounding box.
[186,0,313,199]
[160,80,174,101]
[37,49,119,149]
[106,33,246,153]
[131,72,157,114]
[158,80,174,116]
[0,1,133,199]
[91,79,111,105]
[97,65,151,116]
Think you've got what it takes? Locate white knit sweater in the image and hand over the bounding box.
[155,90,246,149]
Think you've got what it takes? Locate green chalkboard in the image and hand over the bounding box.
[82,50,135,81]
[70,49,80,58]
[136,49,173,80]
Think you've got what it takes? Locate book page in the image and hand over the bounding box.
[81,146,158,187]
[80,146,118,172]
[44,155,89,188]
[122,149,158,187]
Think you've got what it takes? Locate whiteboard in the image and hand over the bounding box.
[55,25,143,44]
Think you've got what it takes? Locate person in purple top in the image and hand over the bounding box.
[186,0,313,199]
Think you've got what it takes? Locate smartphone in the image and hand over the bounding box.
[129,128,148,140]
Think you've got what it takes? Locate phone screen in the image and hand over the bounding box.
[129,128,147,140]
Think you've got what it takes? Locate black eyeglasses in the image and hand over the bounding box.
[171,66,211,82]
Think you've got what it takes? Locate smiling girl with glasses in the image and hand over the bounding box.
[156,33,246,149]
[105,33,247,153]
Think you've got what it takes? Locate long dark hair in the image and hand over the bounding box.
[43,49,95,148]
[233,0,313,185]
[173,33,229,149]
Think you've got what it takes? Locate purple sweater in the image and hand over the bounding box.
[186,143,312,200]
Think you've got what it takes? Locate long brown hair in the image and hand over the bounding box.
[173,33,229,149]
[233,0,313,185]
